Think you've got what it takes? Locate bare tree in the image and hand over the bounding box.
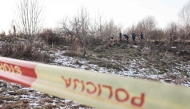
[91,11,106,39]
[138,16,157,41]
[58,7,91,57]
[166,22,179,41]
[97,12,106,38]
[179,0,190,40]
[15,0,44,38]
[136,22,144,34]
[179,1,190,25]
[59,7,90,39]
[103,19,119,39]
[127,16,157,42]
[142,16,157,34]
[166,22,178,33]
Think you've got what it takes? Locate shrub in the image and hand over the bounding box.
[0,40,52,63]
[40,29,67,45]
[0,31,6,37]
[63,37,86,57]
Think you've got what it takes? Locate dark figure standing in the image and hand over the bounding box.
[169,33,172,43]
[13,25,16,37]
[169,33,173,46]
[140,32,144,40]
[124,34,129,42]
[132,33,136,42]
[119,32,122,42]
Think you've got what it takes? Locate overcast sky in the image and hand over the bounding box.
[0,0,189,34]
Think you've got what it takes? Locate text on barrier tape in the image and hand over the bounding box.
[0,57,190,109]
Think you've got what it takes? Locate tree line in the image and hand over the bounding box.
[5,0,190,44]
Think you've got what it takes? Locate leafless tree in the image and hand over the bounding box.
[179,0,190,40]
[15,0,44,38]
[179,1,190,25]
[166,22,178,33]
[59,7,90,38]
[141,16,157,34]
[97,12,106,38]
[59,7,91,57]
[137,16,157,41]
[103,19,120,39]
[127,16,157,42]
[91,12,106,39]
[136,22,144,34]
[165,22,179,41]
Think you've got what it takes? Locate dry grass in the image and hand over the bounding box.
[88,59,123,71]
[16,90,27,95]
[1,101,29,109]
[0,40,52,63]
[0,31,189,109]
[74,59,83,66]
[83,40,190,77]
[63,50,83,57]
[63,37,86,57]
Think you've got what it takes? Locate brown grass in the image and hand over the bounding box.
[0,40,52,63]
[16,90,27,95]
[88,60,122,71]
[63,37,86,57]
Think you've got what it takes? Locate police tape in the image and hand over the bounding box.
[0,56,190,109]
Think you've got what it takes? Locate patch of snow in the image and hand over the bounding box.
[30,103,39,106]
[62,100,70,103]
[171,47,177,49]
[132,45,138,48]
[148,75,158,79]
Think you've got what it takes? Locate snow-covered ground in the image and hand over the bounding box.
[50,49,190,87]
[0,80,93,109]
[0,47,190,109]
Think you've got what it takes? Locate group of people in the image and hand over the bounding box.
[121,32,144,42]
[108,32,144,42]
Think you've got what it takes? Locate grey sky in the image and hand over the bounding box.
[0,0,189,34]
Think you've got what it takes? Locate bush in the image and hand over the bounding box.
[0,41,52,63]
[0,31,6,37]
[40,29,67,45]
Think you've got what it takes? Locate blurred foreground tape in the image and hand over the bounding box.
[0,57,190,109]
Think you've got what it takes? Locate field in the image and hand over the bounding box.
[0,35,190,108]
